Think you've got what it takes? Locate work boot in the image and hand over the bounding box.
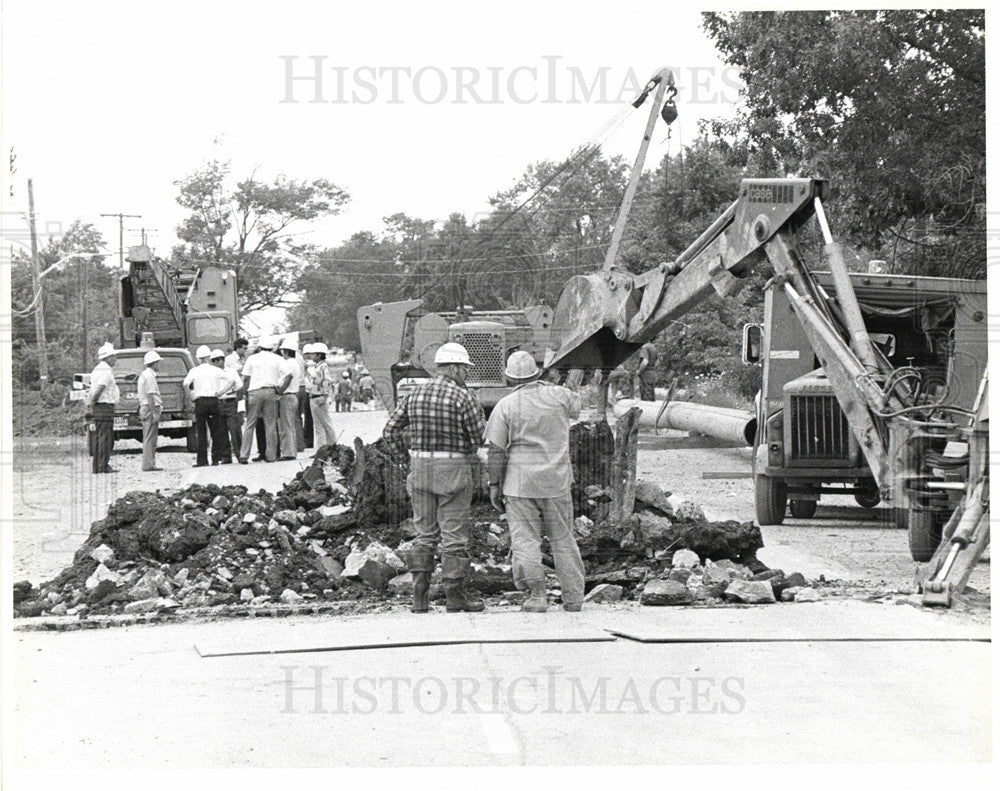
[521,581,548,613]
[441,554,485,613]
[403,548,435,614]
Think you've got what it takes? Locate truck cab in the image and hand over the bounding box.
[748,271,987,529]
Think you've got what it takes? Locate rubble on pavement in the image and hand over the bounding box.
[13,428,821,620]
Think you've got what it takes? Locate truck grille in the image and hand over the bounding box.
[454,331,504,384]
[789,395,850,461]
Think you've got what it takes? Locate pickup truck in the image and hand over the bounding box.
[71,347,197,451]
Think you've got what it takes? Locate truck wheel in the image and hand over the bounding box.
[789,499,817,519]
[186,426,198,452]
[907,509,942,563]
[755,476,787,525]
[855,489,881,509]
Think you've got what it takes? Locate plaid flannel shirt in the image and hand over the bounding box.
[383,374,486,455]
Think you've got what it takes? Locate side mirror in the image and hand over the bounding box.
[742,323,762,364]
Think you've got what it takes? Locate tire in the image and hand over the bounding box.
[855,490,881,509]
[907,509,943,563]
[789,499,817,519]
[755,476,787,525]
[186,426,198,452]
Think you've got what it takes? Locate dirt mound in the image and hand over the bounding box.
[13,431,784,620]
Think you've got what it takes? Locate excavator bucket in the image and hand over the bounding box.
[545,271,641,372]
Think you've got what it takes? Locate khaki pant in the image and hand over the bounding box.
[407,456,473,556]
[278,392,299,458]
[309,395,337,447]
[241,387,278,462]
[505,492,585,604]
[139,403,161,470]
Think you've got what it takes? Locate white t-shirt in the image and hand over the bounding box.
[89,361,120,404]
[280,356,301,393]
[183,363,229,399]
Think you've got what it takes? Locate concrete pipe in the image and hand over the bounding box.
[613,398,756,447]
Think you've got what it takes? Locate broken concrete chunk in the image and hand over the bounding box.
[216,567,233,581]
[641,579,695,606]
[672,499,707,523]
[123,597,179,614]
[668,567,692,584]
[89,544,115,565]
[242,513,257,524]
[279,589,304,604]
[85,563,121,590]
[584,583,623,604]
[724,580,776,604]
[713,559,752,580]
[240,588,255,602]
[273,510,299,527]
[671,548,700,569]
[635,480,673,515]
[387,572,413,594]
[211,495,230,510]
[794,588,821,603]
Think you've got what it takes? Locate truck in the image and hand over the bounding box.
[743,269,987,549]
[72,243,240,447]
[356,298,554,410]
[543,174,987,603]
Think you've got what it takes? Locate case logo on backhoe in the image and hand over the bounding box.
[747,183,796,204]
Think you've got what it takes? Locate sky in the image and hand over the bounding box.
[0,0,742,265]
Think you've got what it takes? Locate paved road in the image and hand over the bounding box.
[10,604,991,767]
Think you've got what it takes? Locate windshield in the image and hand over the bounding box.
[114,354,189,379]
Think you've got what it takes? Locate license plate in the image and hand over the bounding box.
[68,390,87,401]
[113,417,128,430]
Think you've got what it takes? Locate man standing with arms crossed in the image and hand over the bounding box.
[383,343,486,613]
[485,351,586,612]
[87,342,120,474]
[137,350,163,471]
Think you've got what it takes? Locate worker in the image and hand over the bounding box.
[357,368,375,408]
[637,341,659,401]
[226,337,248,373]
[212,349,241,463]
[276,338,301,460]
[334,370,354,412]
[183,345,231,467]
[137,350,164,471]
[485,351,585,612]
[304,342,337,447]
[86,342,120,474]
[239,337,283,463]
[383,342,486,613]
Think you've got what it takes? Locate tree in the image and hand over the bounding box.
[10,220,117,386]
[171,160,350,312]
[703,9,985,277]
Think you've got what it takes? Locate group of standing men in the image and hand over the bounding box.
[87,335,349,474]
[383,343,585,614]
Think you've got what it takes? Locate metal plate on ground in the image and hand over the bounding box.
[586,601,990,643]
[195,611,616,657]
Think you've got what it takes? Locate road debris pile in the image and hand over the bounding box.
[13,433,818,620]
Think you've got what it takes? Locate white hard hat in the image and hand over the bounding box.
[302,343,316,355]
[258,336,275,350]
[196,345,211,359]
[313,342,329,355]
[143,350,162,365]
[279,337,298,352]
[209,349,225,360]
[97,342,117,359]
[342,370,351,378]
[434,342,474,367]
[505,350,539,380]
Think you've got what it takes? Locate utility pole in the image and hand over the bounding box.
[101,211,141,269]
[27,179,49,386]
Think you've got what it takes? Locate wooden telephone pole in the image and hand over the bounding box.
[27,179,49,385]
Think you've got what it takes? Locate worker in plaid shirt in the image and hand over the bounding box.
[383,342,487,613]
